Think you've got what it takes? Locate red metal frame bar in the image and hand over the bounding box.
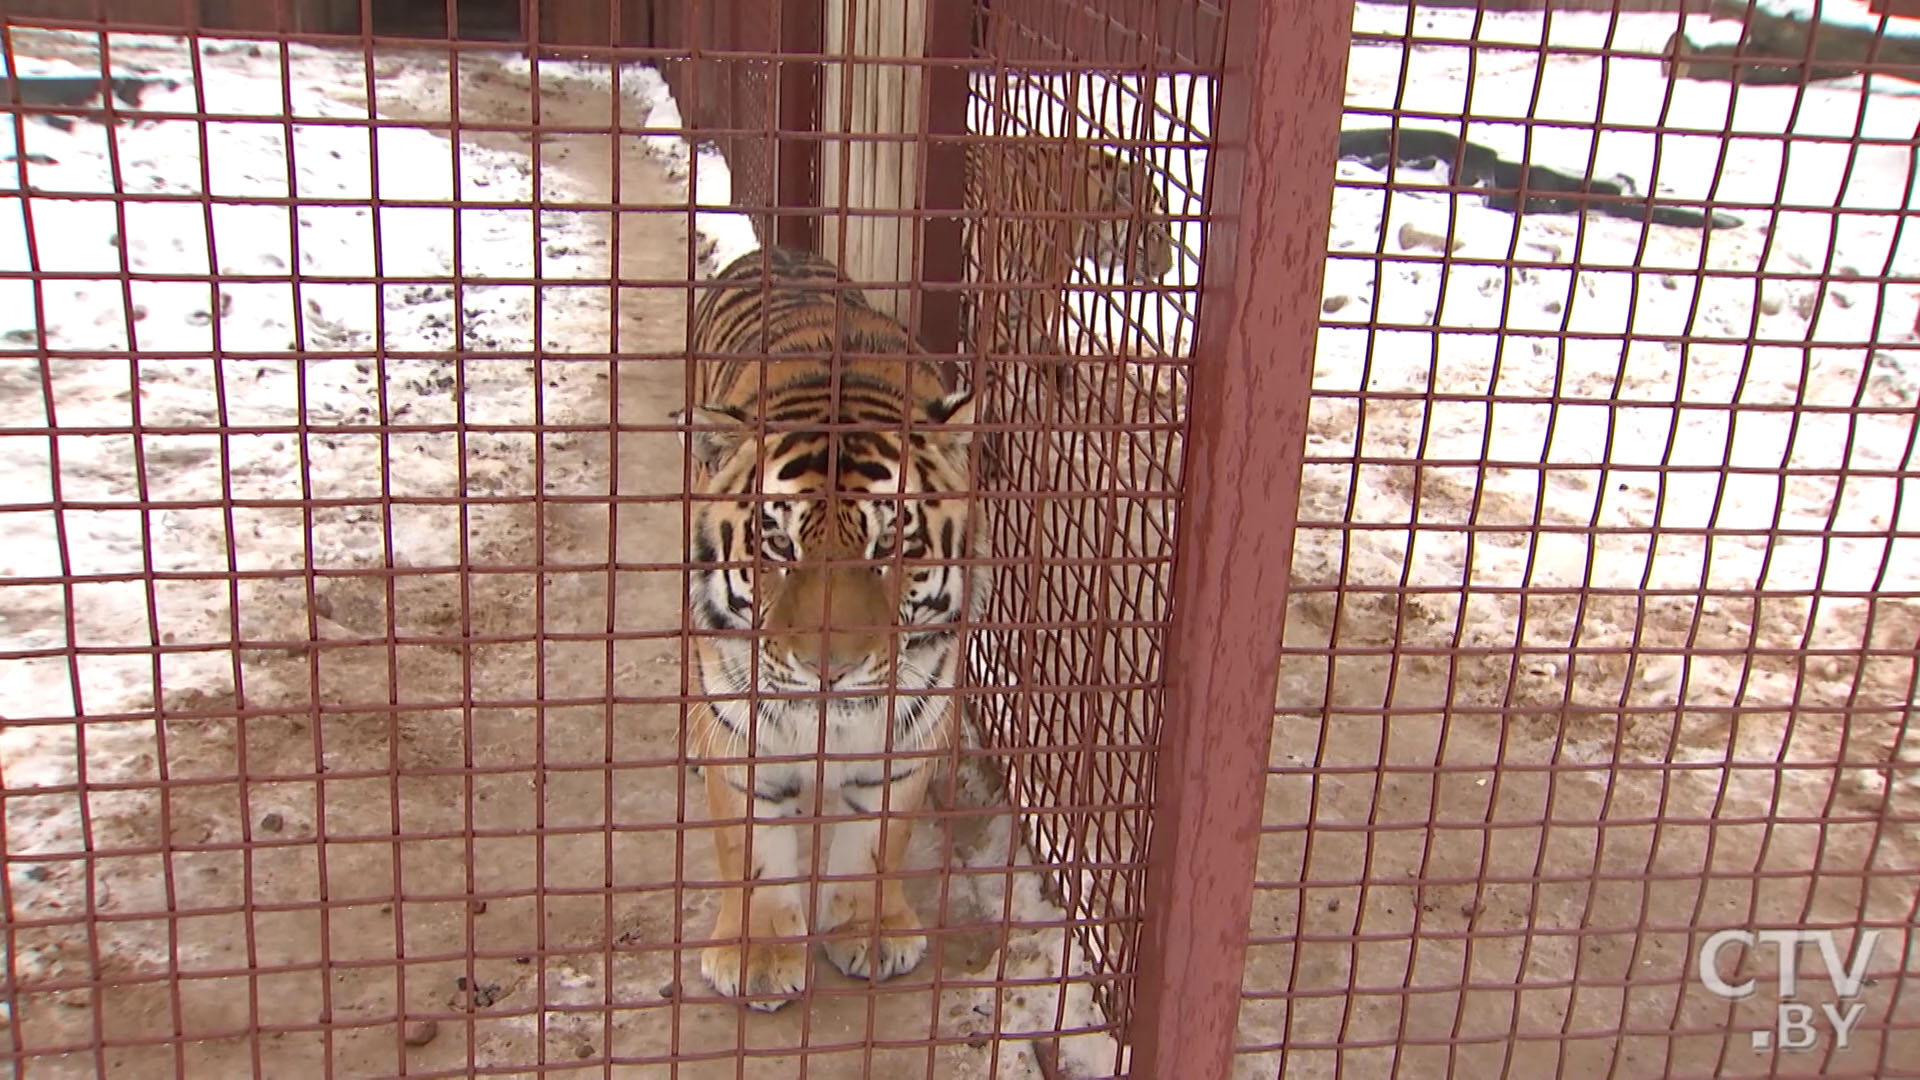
[918,0,973,359]
[1128,0,1354,1076]
[773,0,820,250]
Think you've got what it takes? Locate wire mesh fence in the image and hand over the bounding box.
[0,0,1917,1078]
[1237,1,1920,1078]
[0,1,1225,1076]
[956,1,1218,1034]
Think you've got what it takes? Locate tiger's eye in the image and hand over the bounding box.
[757,512,794,559]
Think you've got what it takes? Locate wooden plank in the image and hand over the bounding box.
[775,0,822,251]
[0,0,379,34]
[0,0,362,31]
[820,0,930,324]
[439,0,522,41]
[655,0,725,126]
[1,0,179,23]
[918,0,970,359]
[196,0,282,31]
[540,0,614,45]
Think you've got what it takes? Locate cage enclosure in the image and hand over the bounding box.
[0,0,1916,1078]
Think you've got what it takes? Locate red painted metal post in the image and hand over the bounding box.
[917,0,972,358]
[774,0,821,251]
[1129,0,1355,1075]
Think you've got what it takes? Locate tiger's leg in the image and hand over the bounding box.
[818,759,933,981]
[1013,292,1075,400]
[698,744,810,1010]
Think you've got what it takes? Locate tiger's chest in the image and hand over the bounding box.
[696,633,960,755]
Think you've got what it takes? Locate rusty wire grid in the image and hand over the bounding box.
[1236,1,1920,1079]
[8,0,1915,1078]
[0,0,1229,1077]
[956,0,1217,1041]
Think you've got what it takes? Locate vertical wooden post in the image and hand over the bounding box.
[820,0,929,323]
[916,0,969,358]
[774,0,822,252]
[540,0,615,44]
[1128,0,1354,1076]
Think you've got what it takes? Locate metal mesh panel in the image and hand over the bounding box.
[1237,2,1920,1077]
[0,2,1214,1076]
[955,0,1223,1032]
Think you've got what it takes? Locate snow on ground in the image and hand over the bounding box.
[1311,2,1920,754]
[0,39,623,818]
[0,38,660,1074]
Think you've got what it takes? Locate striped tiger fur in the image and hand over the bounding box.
[674,245,983,1011]
[963,140,1175,364]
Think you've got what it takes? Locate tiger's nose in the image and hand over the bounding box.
[790,645,860,685]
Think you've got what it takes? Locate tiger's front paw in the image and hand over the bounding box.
[821,908,927,983]
[701,941,809,1012]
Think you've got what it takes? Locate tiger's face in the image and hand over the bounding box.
[1078,146,1177,284]
[680,391,978,695]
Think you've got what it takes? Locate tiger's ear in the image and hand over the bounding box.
[673,405,750,472]
[923,389,976,452]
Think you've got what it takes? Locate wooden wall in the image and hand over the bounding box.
[819,0,929,324]
[0,0,650,41]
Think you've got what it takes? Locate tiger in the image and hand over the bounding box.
[674,245,984,1011]
[962,140,1176,373]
